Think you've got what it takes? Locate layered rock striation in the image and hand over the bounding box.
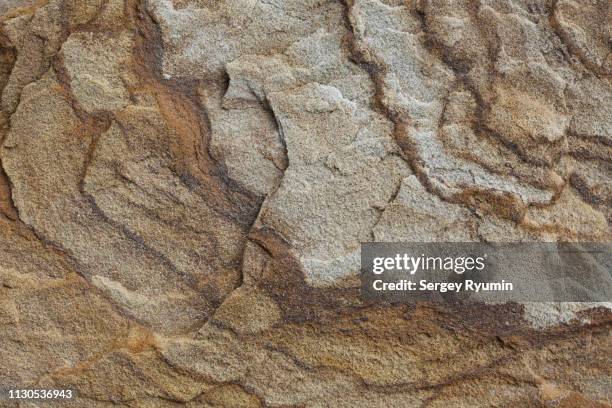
[0,0,610,406]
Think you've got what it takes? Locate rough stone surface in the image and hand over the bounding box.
[0,0,610,406]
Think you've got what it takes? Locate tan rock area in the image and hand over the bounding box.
[0,0,610,406]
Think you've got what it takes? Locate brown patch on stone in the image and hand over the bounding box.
[537,378,611,408]
[129,0,261,228]
[0,161,18,219]
[203,384,263,408]
[0,28,17,219]
[0,0,47,22]
[124,325,159,354]
[454,188,526,222]
[550,0,611,78]
[248,226,360,323]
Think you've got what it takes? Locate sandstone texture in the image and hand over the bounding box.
[0,0,610,406]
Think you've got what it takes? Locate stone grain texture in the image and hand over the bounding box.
[0,0,610,406]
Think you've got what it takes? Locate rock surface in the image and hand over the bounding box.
[0,0,610,406]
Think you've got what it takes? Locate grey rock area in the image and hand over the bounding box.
[0,0,610,406]
[0,0,37,16]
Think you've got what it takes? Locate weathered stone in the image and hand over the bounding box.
[0,0,610,405]
[61,31,134,113]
